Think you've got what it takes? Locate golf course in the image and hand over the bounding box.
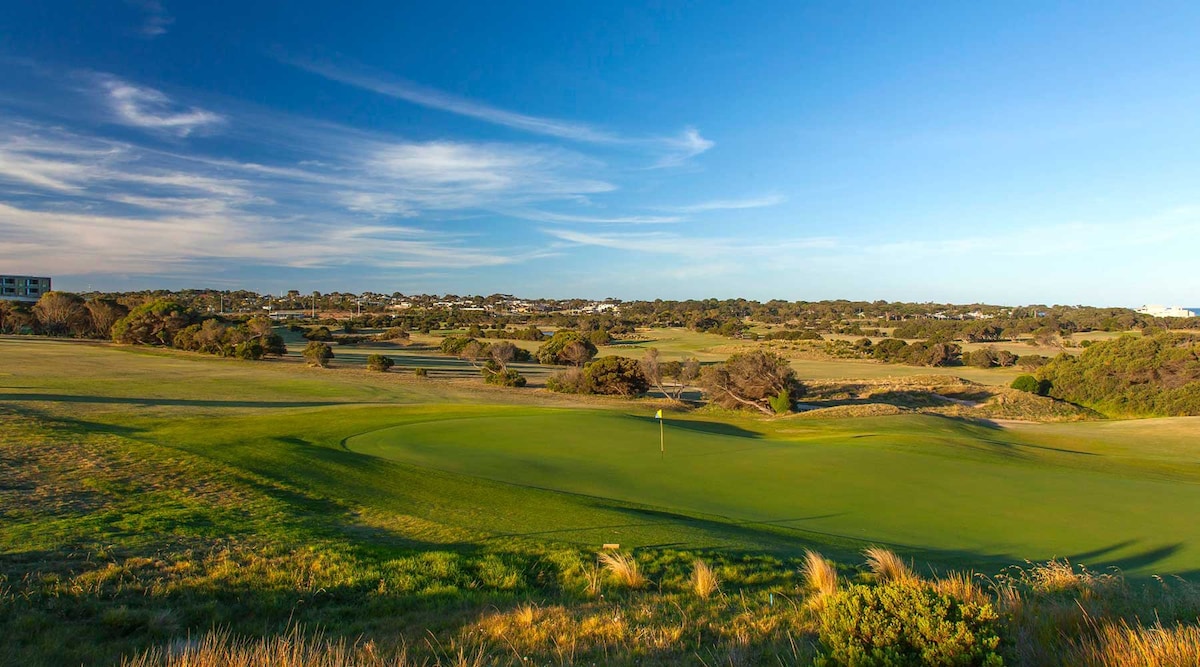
[4,335,1200,665]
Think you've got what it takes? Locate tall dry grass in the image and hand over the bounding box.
[800,550,838,600]
[690,559,720,598]
[598,551,648,590]
[121,628,411,667]
[1071,620,1200,667]
[863,547,918,585]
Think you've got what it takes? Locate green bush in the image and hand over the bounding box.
[366,354,394,372]
[484,367,527,387]
[1011,375,1040,393]
[817,582,1003,667]
[303,341,334,367]
[768,389,792,415]
[413,367,428,377]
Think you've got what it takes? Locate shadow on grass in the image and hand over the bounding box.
[0,392,347,409]
[639,416,763,439]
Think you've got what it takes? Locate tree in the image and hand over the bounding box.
[583,356,649,396]
[561,340,597,367]
[699,350,804,415]
[303,341,334,367]
[641,348,699,402]
[0,300,32,334]
[112,300,193,345]
[367,354,394,372]
[33,291,86,336]
[84,299,128,339]
[536,330,597,365]
[262,333,288,356]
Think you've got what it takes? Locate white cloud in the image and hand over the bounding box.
[659,194,786,213]
[285,58,714,164]
[543,228,837,258]
[514,210,682,224]
[102,78,223,136]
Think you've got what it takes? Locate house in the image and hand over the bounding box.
[0,275,51,302]
[1137,305,1199,318]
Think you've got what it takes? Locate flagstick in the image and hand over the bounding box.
[660,417,664,458]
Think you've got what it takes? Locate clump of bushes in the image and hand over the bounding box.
[546,356,649,396]
[366,354,394,372]
[816,581,1003,666]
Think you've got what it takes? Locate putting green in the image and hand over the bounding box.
[350,409,1200,574]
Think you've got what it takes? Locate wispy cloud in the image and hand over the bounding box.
[127,0,173,38]
[284,57,714,165]
[514,210,682,225]
[101,77,223,136]
[543,227,837,258]
[658,194,786,213]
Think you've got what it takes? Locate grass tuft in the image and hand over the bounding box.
[863,547,918,585]
[598,551,647,590]
[690,559,720,598]
[800,550,839,600]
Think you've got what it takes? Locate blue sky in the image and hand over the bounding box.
[1,2,1198,305]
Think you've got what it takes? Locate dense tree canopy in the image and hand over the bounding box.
[1038,333,1200,417]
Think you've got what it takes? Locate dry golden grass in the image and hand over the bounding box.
[863,547,918,585]
[1072,620,1200,667]
[934,570,989,607]
[598,551,648,590]
[1023,559,1123,597]
[800,550,839,600]
[690,559,720,598]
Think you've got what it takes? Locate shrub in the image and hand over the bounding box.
[303,341,334,367]
[816,582,1003,667]
[413,367,428,378]
[1011,375,1040,393]
[546,367,587,394]
[582,356,649,396]
[768,389,792,415]
[366,354,394,372]
[303,326,333,341]
[261,333,287,356]
[233,340,263,360]
[439,336,475,355]
[484,367,527,387]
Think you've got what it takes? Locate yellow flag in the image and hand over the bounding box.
[655,409,663,419]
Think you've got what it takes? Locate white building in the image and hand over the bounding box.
[1137,304,1199,318]
[0,275,51,302]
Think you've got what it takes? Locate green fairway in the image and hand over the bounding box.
[4,336,1200,576]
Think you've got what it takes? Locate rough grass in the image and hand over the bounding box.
[598,551,648,590]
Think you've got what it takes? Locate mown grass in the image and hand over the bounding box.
[3,337,1200,665]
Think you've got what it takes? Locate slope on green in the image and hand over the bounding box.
[347,408,1200,574]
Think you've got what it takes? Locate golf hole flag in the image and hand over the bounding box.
[655,409,664,456]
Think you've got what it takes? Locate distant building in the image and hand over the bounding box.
[0,275,51,302]
[1137,304,1199,318]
